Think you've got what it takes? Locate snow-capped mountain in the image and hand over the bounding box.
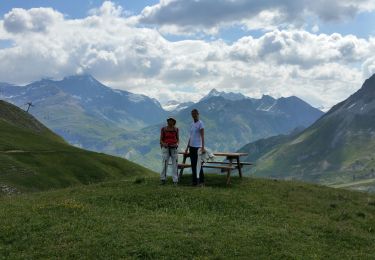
[200,88,249,102]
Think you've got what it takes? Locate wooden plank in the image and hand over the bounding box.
[180,152,248,157]
[227,157,233,185]
[203,165,235,170]
[205,162,254,169]
[238,162,254,166]
[226,158,233,185]
[178,163,191,168]
[204,161,233,165]
[236,157,242,178]
[205,161,253,165]
[226,170,231,185]
[178,153,189,179]
[213,152,248,157]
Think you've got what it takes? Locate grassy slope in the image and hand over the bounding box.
[0,175,374,258]
[251,115,375,185]
[238,129,302,168]
[0,101,153,193]
[240,75,375,186]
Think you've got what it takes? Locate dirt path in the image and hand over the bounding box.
[0,150,80,154]
[0,150,28,153]
[332,178,375,188]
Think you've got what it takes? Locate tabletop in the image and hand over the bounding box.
[213,152,248,157]
[178,151,248,157]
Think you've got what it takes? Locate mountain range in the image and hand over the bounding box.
[200,88,248,102]
[0,74,323,170]
[0,75,167,150]
[4,73,375,191]
[118,90,323,170]
[238,74,375,191]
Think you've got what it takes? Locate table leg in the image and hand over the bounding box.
[179,154,187,180]
[226,158,233,185]
[236,157,242,178]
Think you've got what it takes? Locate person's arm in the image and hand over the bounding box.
[160,128,164,148]
[176,128,179,146]
[185,137,190,153]
[200,128,205,152]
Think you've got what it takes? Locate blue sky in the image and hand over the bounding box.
[0,1,375,109]
[1,1,374,41]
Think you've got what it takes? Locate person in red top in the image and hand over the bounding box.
[160,117,179,185]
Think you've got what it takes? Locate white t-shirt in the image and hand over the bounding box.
[189,120,204,148]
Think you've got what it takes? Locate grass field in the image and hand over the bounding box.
[1,100,375,258]
[1,175,374,259]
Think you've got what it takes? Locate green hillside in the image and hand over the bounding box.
[239,75,375,188]
[0,175,374,258]
[238,127,304,164]
[0,100,153,193]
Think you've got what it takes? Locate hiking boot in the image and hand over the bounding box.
[160,180,166,185]
[173,182,178,186]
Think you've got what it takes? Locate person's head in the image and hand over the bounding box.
[167,117,176,127]
[191,109,199,121]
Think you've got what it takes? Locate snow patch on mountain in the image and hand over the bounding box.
[347,103,356,110]
[126,93,146,103]
[200,88,248,102]
[162,100,194,112]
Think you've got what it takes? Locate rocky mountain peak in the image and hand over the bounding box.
[201,88,248,102]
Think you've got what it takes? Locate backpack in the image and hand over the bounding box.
[161,127,179,147]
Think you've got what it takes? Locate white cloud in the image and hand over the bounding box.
[88,1,124,17]
[3,7,63,33]
[137,0,375,34]
[0,2,374,111]
[229,31,371,68]
[363,57,375,78]
[361,37,375,77]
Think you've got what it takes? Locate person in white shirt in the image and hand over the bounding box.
[185,109,205,186]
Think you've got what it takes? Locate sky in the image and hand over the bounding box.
[0,1,375,110]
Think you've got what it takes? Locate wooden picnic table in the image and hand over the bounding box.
[178,151,251,185]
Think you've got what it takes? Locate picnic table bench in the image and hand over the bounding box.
[178,152,253,185]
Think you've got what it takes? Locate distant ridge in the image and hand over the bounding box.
[0,76,323,171]
[122,91,323,170]
[0,74,168,150]
[200,88,248,102]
